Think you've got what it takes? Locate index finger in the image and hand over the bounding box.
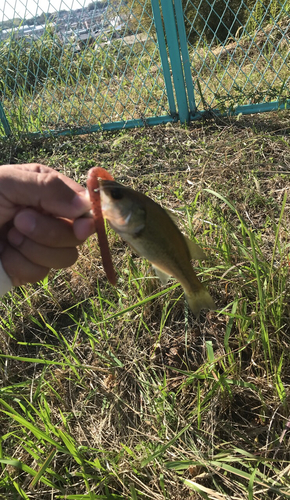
[11,163,85,195]
[0,164,91,219]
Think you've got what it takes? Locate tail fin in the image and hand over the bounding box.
[185,287,216,317]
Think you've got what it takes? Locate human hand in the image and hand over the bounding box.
[0,163,94,286]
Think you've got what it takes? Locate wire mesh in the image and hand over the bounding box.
[183,0,290,112]
[0,0,168,136]
[0,0,289,137]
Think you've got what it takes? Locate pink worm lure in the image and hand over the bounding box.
[87,167,117,286]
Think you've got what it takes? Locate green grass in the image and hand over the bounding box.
[0,113,289,499]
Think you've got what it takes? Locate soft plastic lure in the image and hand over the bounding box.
[87,167,117,285]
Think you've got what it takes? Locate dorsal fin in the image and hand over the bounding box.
[165,209,206,260]
[184,236,207,260]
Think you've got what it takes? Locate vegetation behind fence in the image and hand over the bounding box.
[0,0,289,137]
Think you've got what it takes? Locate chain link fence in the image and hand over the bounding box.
[184,0,290,113]
[0,0,289,138]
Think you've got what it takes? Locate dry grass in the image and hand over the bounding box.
[0,111,290,499]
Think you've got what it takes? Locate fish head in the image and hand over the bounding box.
[98,179,146,235]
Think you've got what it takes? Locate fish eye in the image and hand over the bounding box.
[110,188,123,200]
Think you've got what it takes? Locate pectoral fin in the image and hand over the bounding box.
[165,208,206,260]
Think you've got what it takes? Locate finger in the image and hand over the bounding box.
[13,209,82,247]
[7,232,78,269]
[1,245,49,286]
[10,163,86,195]
[0,164,91,218]
[73,216,95,241]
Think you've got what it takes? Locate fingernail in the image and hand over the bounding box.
[8,228,24,247]
[14,211,36,234]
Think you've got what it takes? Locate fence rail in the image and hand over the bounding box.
[0,0,289,138]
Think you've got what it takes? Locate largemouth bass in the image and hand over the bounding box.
[98,179,216,317]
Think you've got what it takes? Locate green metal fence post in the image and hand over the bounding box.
[173,0,196,115]
[151,0,177,118]
[0,102,11,137]
[159,0,189,123]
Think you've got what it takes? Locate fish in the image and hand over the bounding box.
[98,178,216,316]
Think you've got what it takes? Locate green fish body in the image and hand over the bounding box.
[99,179,215,316]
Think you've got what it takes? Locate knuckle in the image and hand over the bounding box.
[40,171,61,189]
[31,163,52,173]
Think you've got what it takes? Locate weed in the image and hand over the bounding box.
[0,114,289,498]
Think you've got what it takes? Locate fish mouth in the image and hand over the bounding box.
[98,180,132,229]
